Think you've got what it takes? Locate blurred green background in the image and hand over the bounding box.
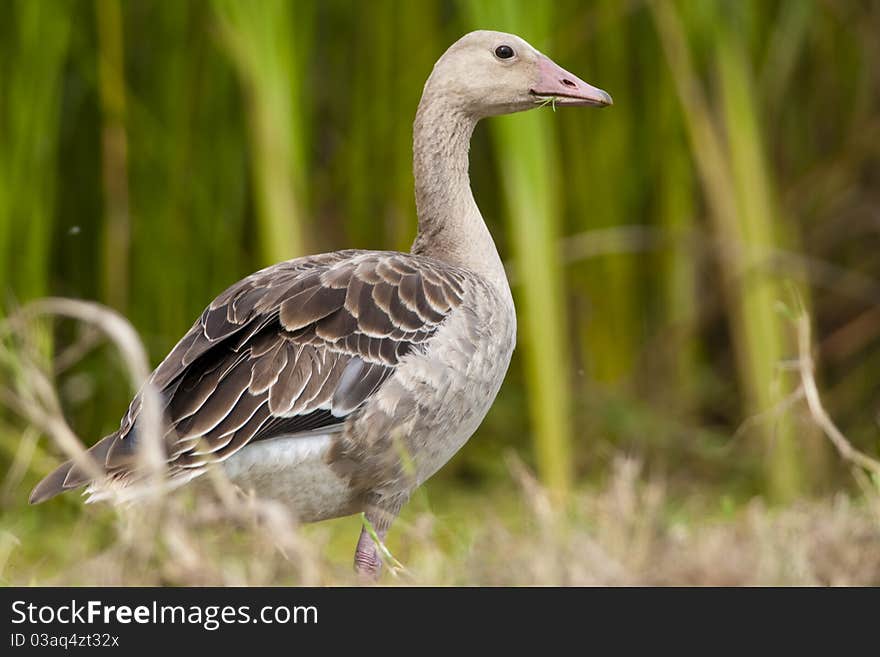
[2,0,880,580]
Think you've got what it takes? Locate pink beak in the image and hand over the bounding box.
[531,55,613,107]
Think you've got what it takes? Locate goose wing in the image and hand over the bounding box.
[30,249,467,503]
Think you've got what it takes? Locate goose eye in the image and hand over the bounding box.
[494,45,515,60]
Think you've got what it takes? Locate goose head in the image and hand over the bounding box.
[425,30,612,117]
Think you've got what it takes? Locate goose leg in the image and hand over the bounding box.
[354,523,386,580]
[353,497,405,581]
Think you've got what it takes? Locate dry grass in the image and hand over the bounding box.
[2,299,879,587]
[467,457,880,586]
[3,455,879,586]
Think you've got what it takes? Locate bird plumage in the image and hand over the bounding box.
[30,249,471,505]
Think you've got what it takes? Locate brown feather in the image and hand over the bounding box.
[29,250,468,503]
[248,338,287,394]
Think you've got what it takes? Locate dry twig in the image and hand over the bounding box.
[795,311,880,478]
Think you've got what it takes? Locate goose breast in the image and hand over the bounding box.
[326,273,516,506]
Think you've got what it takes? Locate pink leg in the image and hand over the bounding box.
[353,499,404,581]
[354,524,386,580]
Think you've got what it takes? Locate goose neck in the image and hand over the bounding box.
[411,92,506,287]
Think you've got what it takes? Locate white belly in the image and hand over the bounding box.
[222,434,355,522]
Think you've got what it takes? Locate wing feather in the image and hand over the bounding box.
[30,250,469,503]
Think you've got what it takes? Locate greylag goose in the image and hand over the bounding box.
[30,30,611,577]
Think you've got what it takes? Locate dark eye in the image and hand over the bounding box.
[494,45,515,60]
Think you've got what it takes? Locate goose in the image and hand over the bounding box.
[29,30,611,578]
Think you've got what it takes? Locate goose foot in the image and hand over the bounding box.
[354,525,384,581]
[352,500,405,582]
